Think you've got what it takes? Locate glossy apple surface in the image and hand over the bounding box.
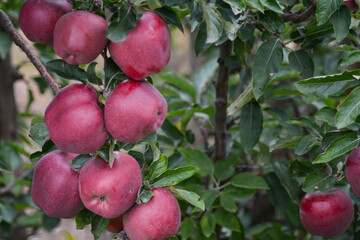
[106,215,124,233]
[19,0,72,45]
[124,188,181,240]
[54,11,108,64]
[345,146,360,196]
[300,188,354,237]
[109,11,171,80]
[45,83,108,154]
[104,80,167,143]
[31,150,84,218]
[79,151,142,219]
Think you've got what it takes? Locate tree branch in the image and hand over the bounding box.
[214,40,232,161]
[280,0,317,23]
[0,10,60,94]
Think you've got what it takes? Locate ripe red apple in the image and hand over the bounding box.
[300,188,354,237]
[104,80,167,143]
[19,0,72,45]
[345,146,360,196]
[106,215,124,233]
[124,188,181,240]
[53,11,108,64]
[109,11,171,80]
[344,0,358,9]
[31,150,84,218]
[45,83,108,154]
[79,151,142,219]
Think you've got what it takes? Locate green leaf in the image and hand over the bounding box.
[315,107,337,125]
[161,119,184,140]
[223,0,246,15]
[147,0,162,9]
[151,166,199,188]
[252,38,283,99]
[260,0,282,13]
[245,0,264,12]
[181,217,195,240]
[259,10,285,32]
[214,208,241,231]
[288,117,323,136]
[313,133,359,164]
[106,5,137,43]
[169,187,205,210]
[75,209,95,229]
[329,5,351,42]
[200,212,216,237]
[240,101,263,149]
[288,50,314,79]
[154,7,184,32]
[91,215,109,240]
[229,173,269,190]
[295,70,360,98]
[29,122,49,146]
[46,59,87,82]
[294,135,318,155]
[194,21,212,56]
[42,215,60,231]
[146,154,168,181]
[154,73,196,100]
[264,173,290,217]
[220,193,237,213]
[86,62,102,85]
[202,3,223,43]
[214,156,236,182]
[340,50,360,67]
[335,86,360,129]
[178,148,213,175]
[136,189,154,204]
[316,0,342,26]
[302,170,336,194]
[72,154,92,169]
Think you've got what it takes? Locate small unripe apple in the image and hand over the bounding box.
[31,150,84,218]
[124,188,181,240]
[19,0,72,45]
[109,11,171,80]
[106,215,124,233]
[345,146,360,196]
[79,151,142,219]
[104,80,167,143]
[300,188,354,237]
[45,83,108,154]
[54,11,108,64]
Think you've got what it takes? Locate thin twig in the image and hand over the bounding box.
[280,0,317,23]
[0,10,60,94]
[0,167,34,195]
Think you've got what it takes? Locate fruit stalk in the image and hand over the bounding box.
[0,10,59,94]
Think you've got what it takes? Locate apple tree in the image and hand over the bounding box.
[2,0,360,239]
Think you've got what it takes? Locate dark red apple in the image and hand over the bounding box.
[31,150,84,218]
[124,188,181,240]
[19,0,72,45]
[53,11,108,64]
[106,215,124,233]
[104,80,167,143]
[346,146,360,196]
[109,11,171,80]
[79,151,142,219]
[300,188,354,237]
[344,0,358,9]
[45,83,108,154]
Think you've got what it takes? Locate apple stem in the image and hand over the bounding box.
[0,10,60,94]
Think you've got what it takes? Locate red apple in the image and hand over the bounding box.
[104,80,167,143]
[106,215,124,233]
[31,150,84,218]
[53,11,108,64]
[300,188,354,237]
[109,11,171,81]
[19,0,72,45]
[344,0,358,9]
[124,188,181,240]
[79,151,142,219]
[45,83,108,154]
[346,146,360,196]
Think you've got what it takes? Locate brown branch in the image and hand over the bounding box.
[0,10,60,94]
[214,40,232,161]
[280,0,317,23]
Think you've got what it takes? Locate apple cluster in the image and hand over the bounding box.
[21,0,181,239]
[299,146,360,237]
